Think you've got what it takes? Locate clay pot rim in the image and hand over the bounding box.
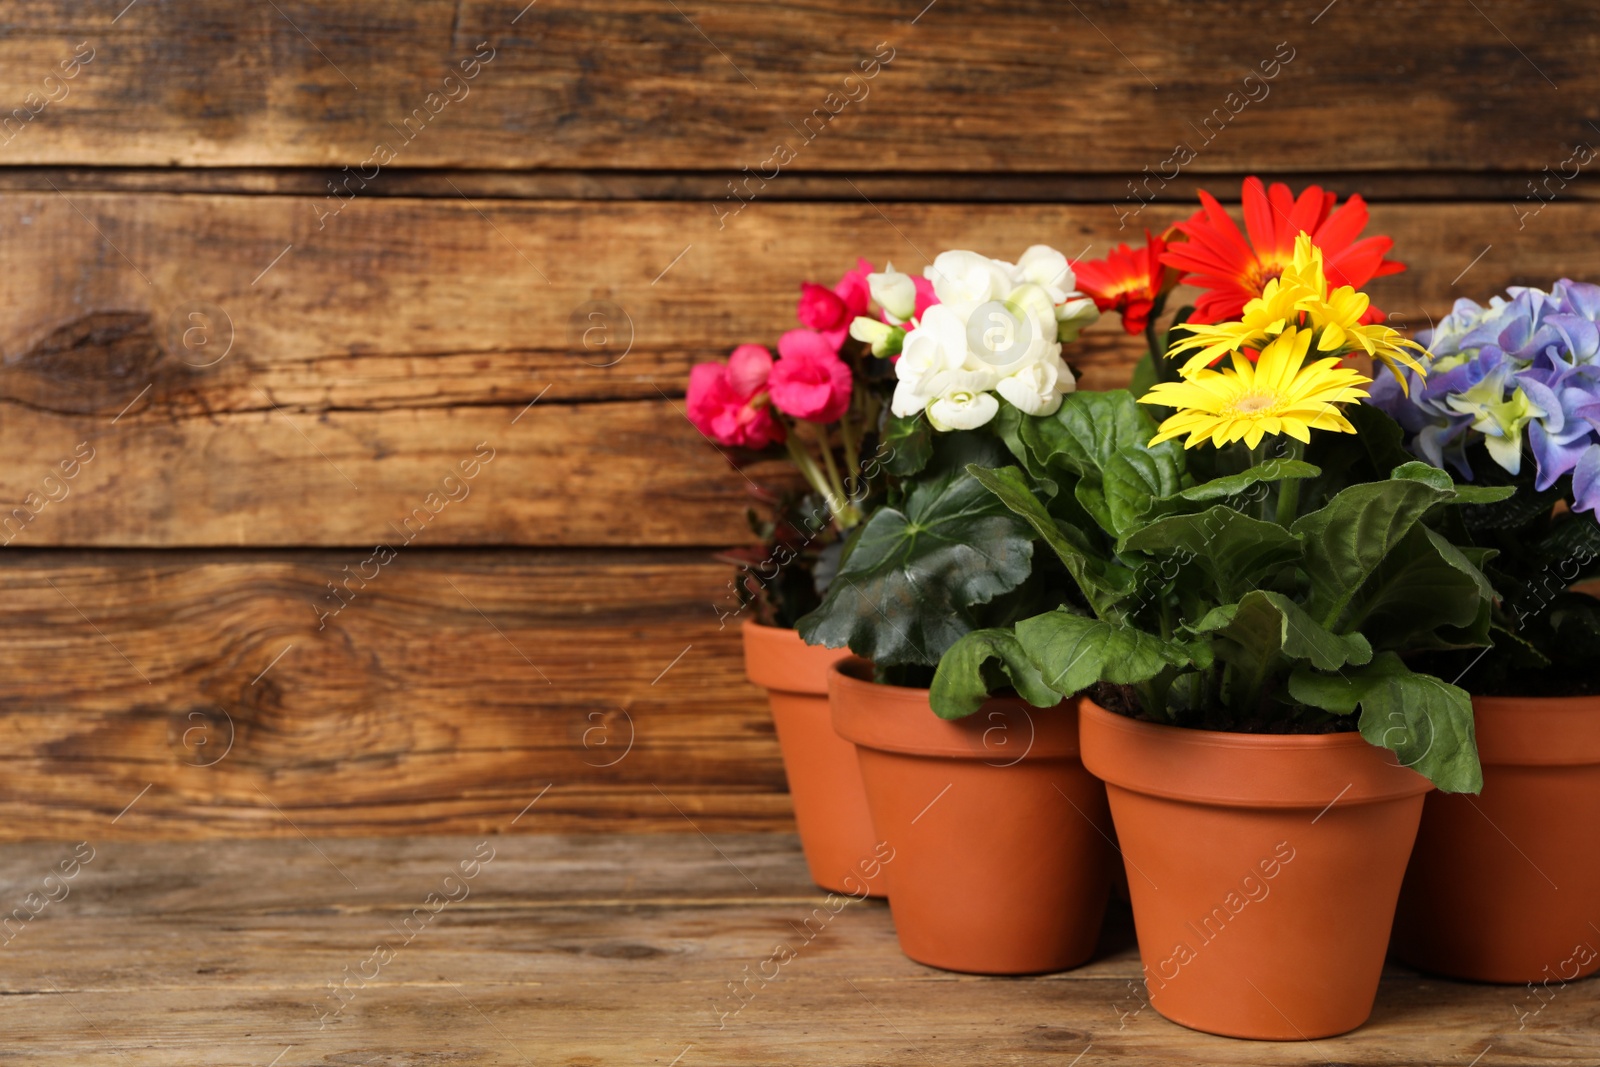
[1079,697,1432,809]
[741,618,847,695]
[1469,693,1600,766]
[829,657,1082,761]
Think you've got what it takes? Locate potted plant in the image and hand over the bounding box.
[691,257,914,896]
[1370,279,1600,984]
[930,202,1500,1037]
[798,245,1119,975]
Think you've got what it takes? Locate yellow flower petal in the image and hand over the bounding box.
[1140,326,1372,450]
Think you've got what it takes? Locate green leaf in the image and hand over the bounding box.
[1484,617,1552,669]
[1346,402,1416,473]
[1121,506,1302,602]
[1413,597,1495,652]
[881,412,933,477]
[1101,448,1186,535]
[1447,484,1518,505]
[1338,525,1496,649]
[1291,475,1455,629]
[929,627,1064,719]
[1288,652,1481,793]
[1459,463,1564,534]
[1023,390,1185,536]
[797,433,1033,666]
[967,464,1135,620]
[1014,610,1204,696]
[1147,459,1324,516]
[1390,460,1453,493]
[1195,590,1373,672]
[1384,460,1515,506]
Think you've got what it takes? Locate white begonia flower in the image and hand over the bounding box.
[1056,295,1100,343]
[896,245,1095,430]
[1016,244,1074,297]
[1013,244,1102,341]
[897,304,1000,399]
[1005,283,1063,352]
[997,355,1076,416]
[867,262,917,323]
[926,250,1015,312]
[928,387,1000,431]
[890,377,933,419]
[966,291,1056,375]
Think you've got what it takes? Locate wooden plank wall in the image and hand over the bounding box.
[0,0,1592,838]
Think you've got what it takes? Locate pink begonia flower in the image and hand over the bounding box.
[796,258,873,349]
[686,344,785,449]
[769,329,853,423]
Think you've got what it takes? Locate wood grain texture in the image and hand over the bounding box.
[0,833,1592,1065]
[0,551,790,840]
[2,193,1596,546]
[0,1,1590,173]
[2,166,1595,202]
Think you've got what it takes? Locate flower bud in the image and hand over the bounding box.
[868,264,917,321]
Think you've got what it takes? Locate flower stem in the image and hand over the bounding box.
[786,431,837,518]
[815,425,848,511]
[1143,292,1170,366]
[1274,439,1305,526]
[839,403,862,496]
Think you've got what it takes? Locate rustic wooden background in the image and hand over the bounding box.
[0,0,1592,839]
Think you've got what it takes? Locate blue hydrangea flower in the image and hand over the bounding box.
[1367,280,1600,516]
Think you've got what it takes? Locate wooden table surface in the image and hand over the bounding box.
[0,832,1594,1066]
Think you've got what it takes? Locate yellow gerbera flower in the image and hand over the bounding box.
[1166,234,1428,392]
[1140,327,1372,449]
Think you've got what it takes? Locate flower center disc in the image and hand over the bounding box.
[1231,392,1280,414]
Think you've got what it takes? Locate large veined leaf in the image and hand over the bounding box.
[1343,525,1497,649]
[1100,449,1185,536]
[1291,471,1456,629]
[796,434,1034,666]
[1121,506,1303,602]
[1288,652,1481,793]
[1013,610,1206,697]
[990,401,1043,483]
[1412,597,1494,653]
[1023,390,1184,537]
[967,464,1135,620]
[881,412,933,477]
[1195,590,1373,673]
[929,627,1065,719]
[1387,460,1515,507]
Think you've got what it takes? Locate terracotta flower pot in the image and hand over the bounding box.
[829,659,1113,974]
[1394,694,1600,984]
[741,620,885,897]
[1078,698,1432,1040]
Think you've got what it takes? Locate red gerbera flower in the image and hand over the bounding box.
[1162,177,1406,325]
[1075,231,1179,335]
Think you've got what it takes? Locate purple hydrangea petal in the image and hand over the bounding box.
[1558,280,1600,321]
[1518,376,1565,434]
[1528,420,1594,490]
[1416,417,1477,479]
[1571,444,1600,516]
